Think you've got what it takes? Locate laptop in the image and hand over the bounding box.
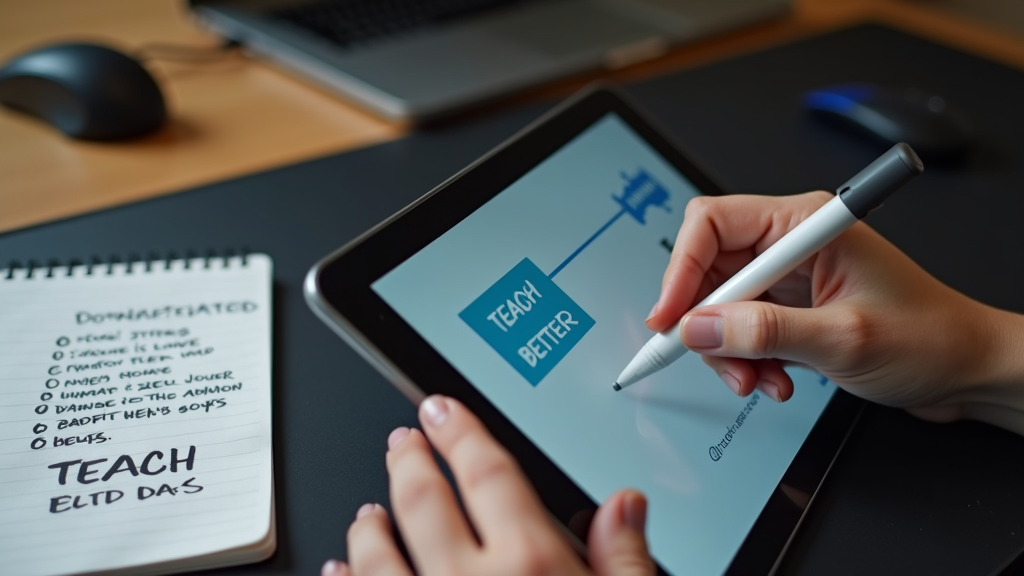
[188,0,788,122]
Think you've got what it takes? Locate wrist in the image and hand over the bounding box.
[961,304,1024,434]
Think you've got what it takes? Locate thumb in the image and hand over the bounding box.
[588,490,655,576]
[680,300,865,368]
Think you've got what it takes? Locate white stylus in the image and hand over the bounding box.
[613,143,924,391]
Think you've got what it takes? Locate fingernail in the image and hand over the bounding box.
[760,382,781,402]
[387,427,410,450]
[645,300,660,322]
[623,492,647,533]
[420,395,450,428]
[721,372,741,395]
[682,315,723,349]
[321,559,344,576]
[356,503,376,519]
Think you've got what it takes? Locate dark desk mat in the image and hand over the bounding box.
[3,23,1023,576]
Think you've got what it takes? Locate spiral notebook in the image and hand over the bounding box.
[0,253,275,576]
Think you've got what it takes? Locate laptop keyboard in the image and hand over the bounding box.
[273,0,526,49]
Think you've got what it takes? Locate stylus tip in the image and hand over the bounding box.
[612,382,622,392]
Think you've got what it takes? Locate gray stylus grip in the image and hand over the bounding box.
[837,142,923,219]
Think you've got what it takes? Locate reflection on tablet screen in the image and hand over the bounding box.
[372,113,836,575]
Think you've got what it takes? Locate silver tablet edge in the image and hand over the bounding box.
[303,267,425,405]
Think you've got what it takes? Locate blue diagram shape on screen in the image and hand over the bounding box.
[459,258,595,386]
[613,169,671,224]
[460,168,669,386]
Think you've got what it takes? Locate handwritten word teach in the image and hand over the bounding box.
[48,445,196,485]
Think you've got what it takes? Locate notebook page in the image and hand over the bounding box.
[0,255,274,576]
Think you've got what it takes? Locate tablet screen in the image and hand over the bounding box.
[371,113,836,575]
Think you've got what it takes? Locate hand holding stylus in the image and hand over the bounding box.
[615,144,923,390]
[644,188,1024,437]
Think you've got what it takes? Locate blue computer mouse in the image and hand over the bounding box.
[0,42,166,140]
[803,83,973,161]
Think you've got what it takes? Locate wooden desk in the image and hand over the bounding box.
[3,0,1024,234]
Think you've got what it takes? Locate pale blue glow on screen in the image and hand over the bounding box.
[373,113,835,575]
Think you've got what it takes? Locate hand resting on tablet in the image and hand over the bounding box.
[323,395,656,576]
[648,191,1024,436]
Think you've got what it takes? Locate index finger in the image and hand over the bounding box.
[386,428,477,573]
[647,192,831,332]
[417,396,558,546]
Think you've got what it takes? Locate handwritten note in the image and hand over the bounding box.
[0,255,274,576]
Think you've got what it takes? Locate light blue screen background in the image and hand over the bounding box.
[373,114,835,575]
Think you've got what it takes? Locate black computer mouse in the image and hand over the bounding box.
[803,83,974,161]
[0,42,166,140]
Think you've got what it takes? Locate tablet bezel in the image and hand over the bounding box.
[305,86,864,575]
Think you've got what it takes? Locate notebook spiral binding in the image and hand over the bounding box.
[3,248,252,280]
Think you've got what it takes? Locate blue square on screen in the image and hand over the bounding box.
[459,258,594,386]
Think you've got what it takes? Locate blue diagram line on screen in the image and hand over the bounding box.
[460,169,670,386]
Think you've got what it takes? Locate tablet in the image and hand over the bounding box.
[305,86,863,575]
